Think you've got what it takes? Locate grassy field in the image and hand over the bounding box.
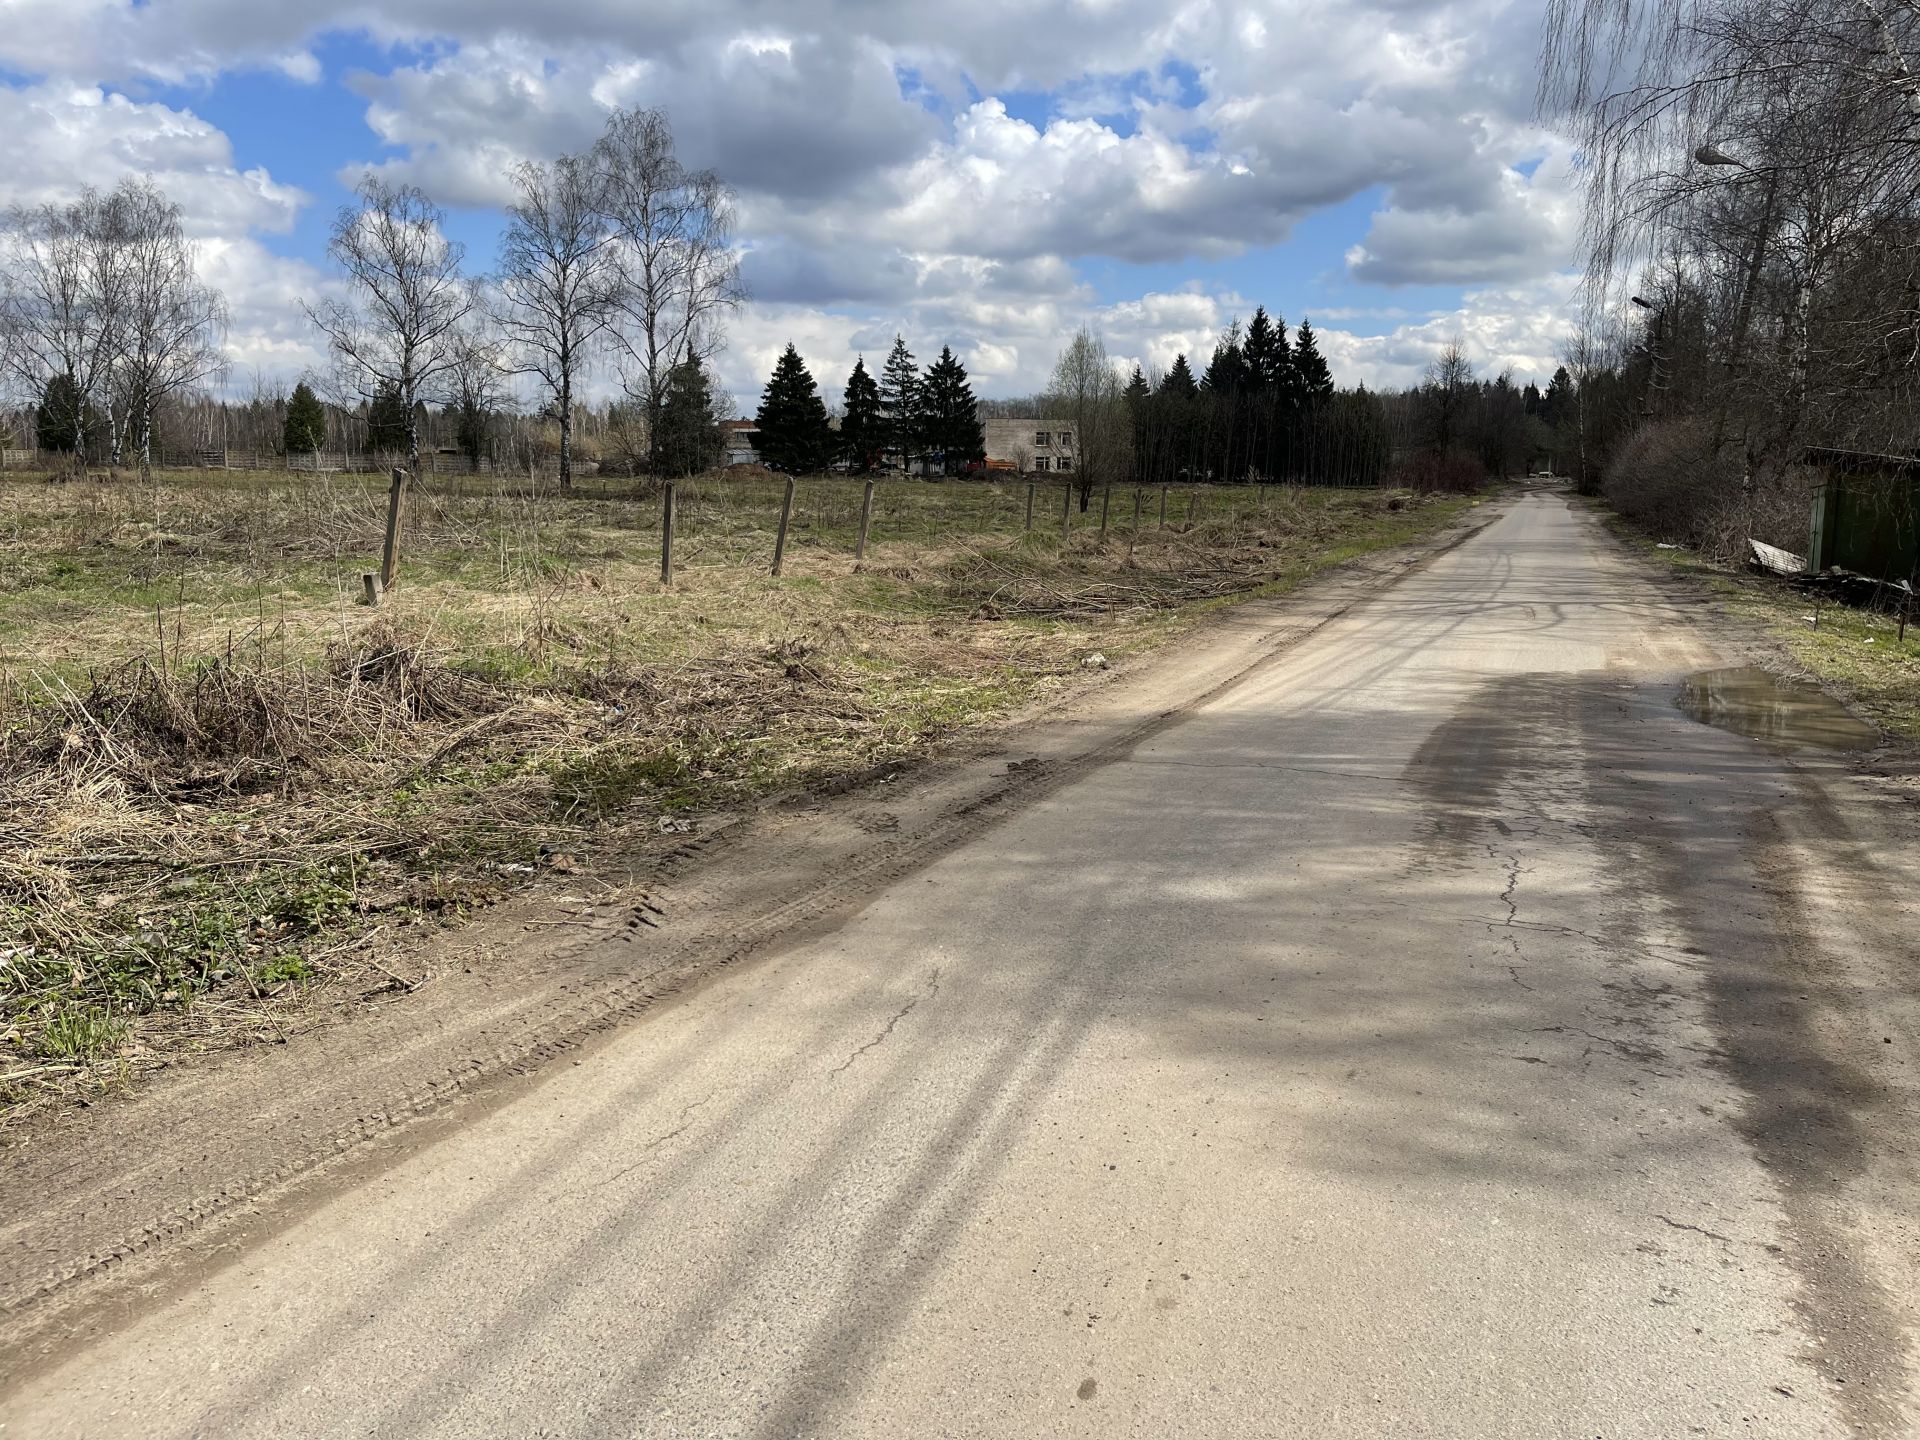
[1598,507,1920,740]
[0,466,1473,1105]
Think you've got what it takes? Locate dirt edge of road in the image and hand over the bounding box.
[0,494,1505,1385]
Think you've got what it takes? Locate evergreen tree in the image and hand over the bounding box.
[284,381,327,454]
[878,336,921,466]
[839,357,882,471]
[1241,307,1291,479]
[1242,308,1288,391]
[1292,320,1334,402]
[1542,366,1573,426]
[1123,366,1151,484]
[1202,327,1251,481]
[1157,354,1200,482]
[655,358,725,477]
[918,346,984,474]
[752,343,833,474]
[366,383,411,454]
[34,371,90,453]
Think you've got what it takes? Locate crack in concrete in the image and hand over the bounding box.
[1655,1213,1735,1246]
[590,1091,718,1193]
[831,968,943,1076]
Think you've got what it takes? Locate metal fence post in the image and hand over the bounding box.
[1059,479,1071,541]
[1099,484,1111,537]
[1025,480,1036,533]
[1159,486,1168,529]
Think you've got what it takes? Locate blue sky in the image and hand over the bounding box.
[0,0,1580,404]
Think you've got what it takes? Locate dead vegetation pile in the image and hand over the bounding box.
[0,612,1007,1101]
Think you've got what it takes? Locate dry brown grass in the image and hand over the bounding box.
[0,468,1471,1108]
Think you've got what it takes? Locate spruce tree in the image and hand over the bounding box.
[752,343,833,474]
[878,336,921,468]
[918,346,984,474]
[1242,308,1287,391]
[1202,329,1251,482]
[656,358,725,477]
[1241,307,1290,479]
[284,381,327,454]
[1542,366,1573,427]
[839,357,882,471]
[1124,365,1151,484]
[366,384,411,454]
[1158,355,1199,481]
[1292,320,1334,402]
[34,372,90,453]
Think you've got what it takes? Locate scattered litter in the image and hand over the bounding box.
[657,815,696,834]
[1082,652,1109,670]
[497,862,535,875]
[1656,542,1682,550]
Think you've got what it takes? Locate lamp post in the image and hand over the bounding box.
[1695,141,1785,493]
[1695,144,1779,402]
[1630,294,1664,417]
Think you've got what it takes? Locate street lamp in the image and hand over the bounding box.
[1629,296,1664,415]
[1694,140,1781,454]
[1693,142,1749,170]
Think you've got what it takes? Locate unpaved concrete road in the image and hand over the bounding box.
[6,489,1918,1438]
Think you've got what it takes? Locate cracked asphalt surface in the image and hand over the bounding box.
[6,489,1915,1437]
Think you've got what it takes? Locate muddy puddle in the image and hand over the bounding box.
[1676,667,1879,750]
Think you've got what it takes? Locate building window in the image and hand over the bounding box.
[1034,431,1051,447]
[1032,456,1049,471]
[1057,430,1073,449]
[1055,456,1073,472]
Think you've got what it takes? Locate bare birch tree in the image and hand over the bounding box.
[495,154,618,488]
[1044,328,1129,510]
[439,314,508,474]
[306,176,472,481]
[111,178,227,478]
[0,188,132,471]
[592,108,744,474]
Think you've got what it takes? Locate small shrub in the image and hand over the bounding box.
[1604,418,1808,562]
